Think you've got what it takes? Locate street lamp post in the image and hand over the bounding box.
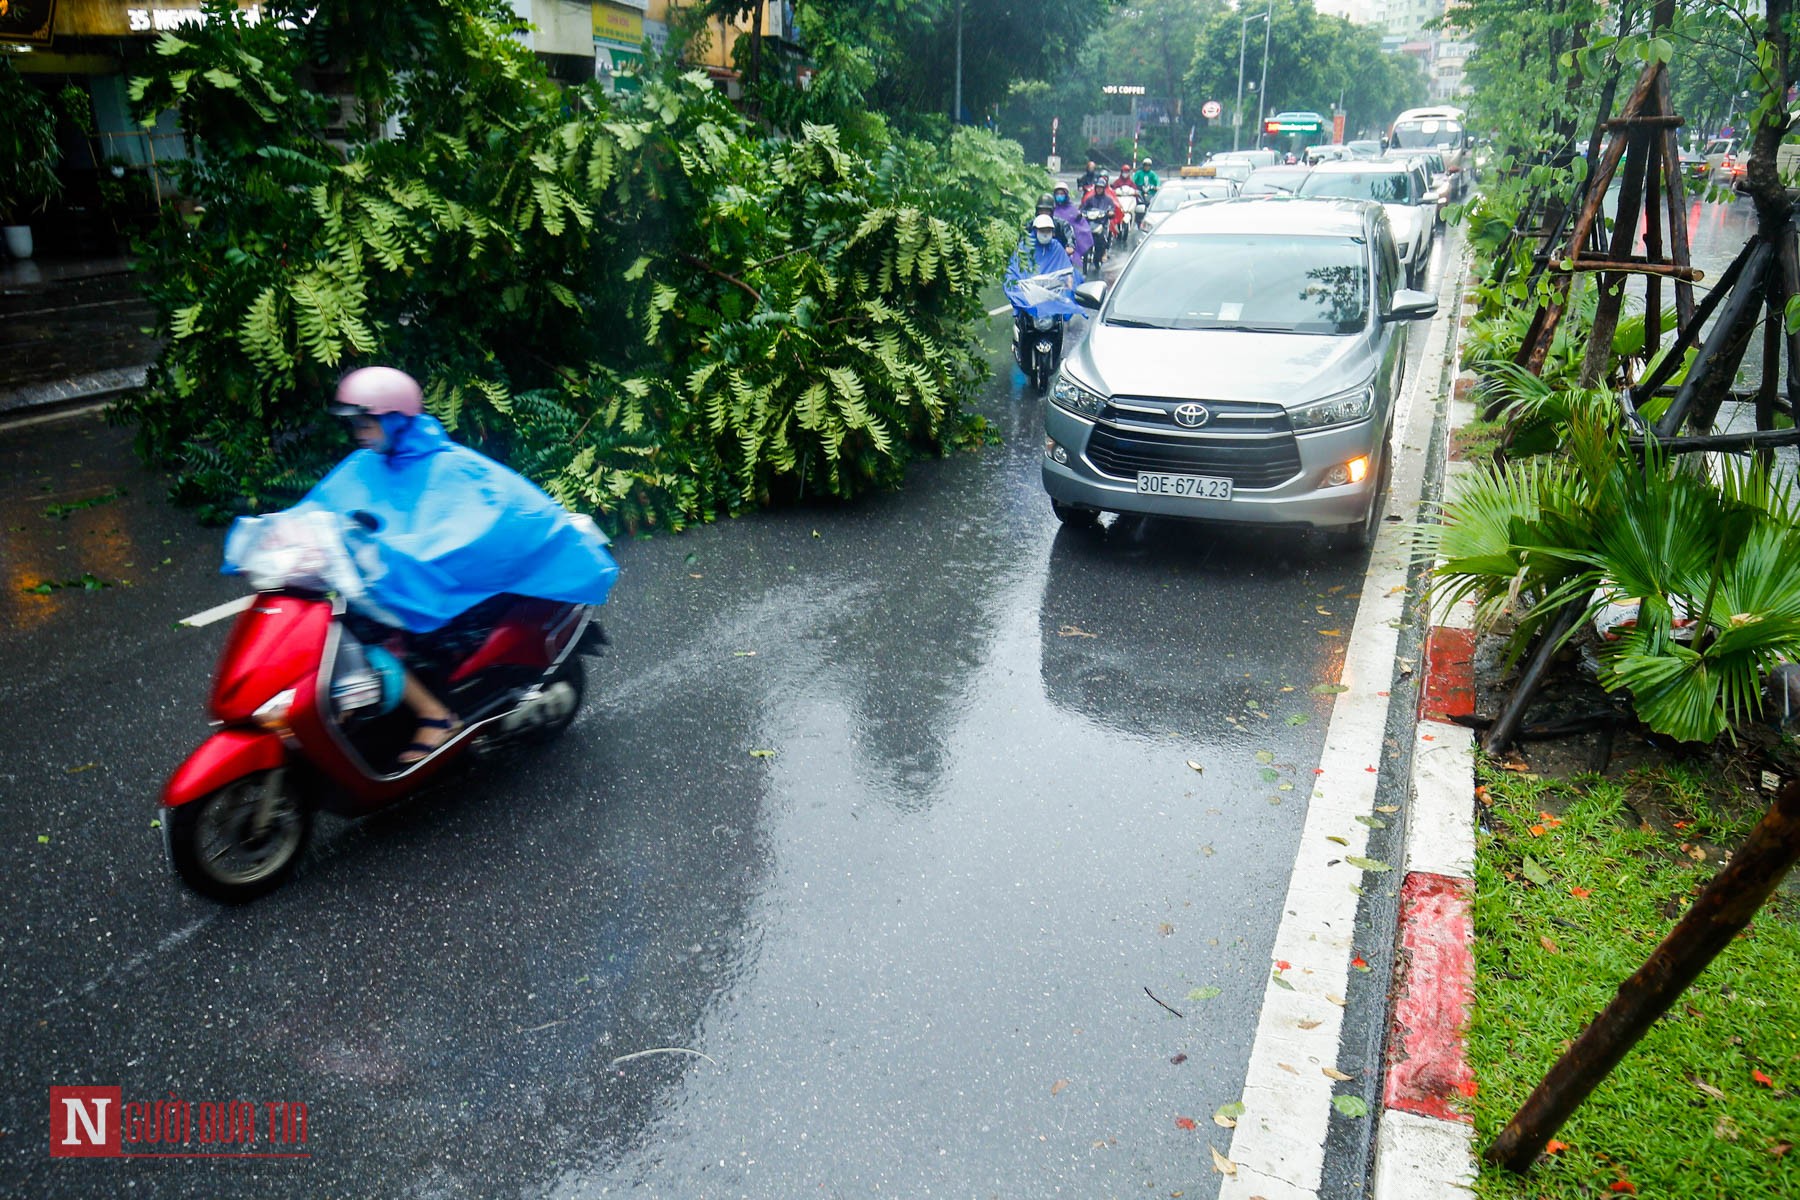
[1255,0,1273,149]
[1234,7,1269,152]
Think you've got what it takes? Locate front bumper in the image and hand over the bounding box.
[1041,402,1382,530]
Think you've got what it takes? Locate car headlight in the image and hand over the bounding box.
[1051,374,1106,418]
[1290,384,1376,431]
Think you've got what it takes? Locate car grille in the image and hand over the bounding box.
[1084,397,1302,490]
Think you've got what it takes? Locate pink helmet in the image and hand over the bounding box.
[331,366,423,417]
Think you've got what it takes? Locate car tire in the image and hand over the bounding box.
[1051,500,1098,528]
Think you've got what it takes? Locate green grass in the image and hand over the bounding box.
[1469,765,1800,1199]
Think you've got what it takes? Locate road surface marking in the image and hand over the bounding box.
[180,595,253,628]
[987,303,1013,317]
[1219,241,1466,1200]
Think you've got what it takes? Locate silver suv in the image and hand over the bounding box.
[1297,161,1435,286]
[1040,198,1437,549]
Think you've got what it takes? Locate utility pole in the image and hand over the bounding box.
[953,0,963,125]
[1234,8,1268,152]
[1255,0,1273,150]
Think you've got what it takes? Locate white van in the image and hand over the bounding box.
[1213,149,1281,170]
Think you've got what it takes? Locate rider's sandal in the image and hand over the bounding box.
[397,715,461,765]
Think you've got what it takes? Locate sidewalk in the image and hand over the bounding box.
[0,255,161,417]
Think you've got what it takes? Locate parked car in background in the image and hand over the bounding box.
[1240,166,1312,196]
[1679,149,1710,184]
[1139,177,1238,234]
[1202,157,1256,185]
[1297,160,1435,285]
[1384,149,1452,218]
[1702,137,1743,182]
[1041,198,1438,549]
[1344,140,1383,159]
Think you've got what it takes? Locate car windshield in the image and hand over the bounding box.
[1106,234,1368,334]
[1298,170,1412,203]
[1391,119,1463,150]
[1241,171,1309,195]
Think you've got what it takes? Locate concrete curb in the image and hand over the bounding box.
[0,365,148,417]
[1371,266,1483,1199]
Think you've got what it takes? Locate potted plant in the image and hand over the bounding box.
[0,57,64,259]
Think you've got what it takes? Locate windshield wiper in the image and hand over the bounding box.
[1199,323,1298,334]
[1105,317,1170,329]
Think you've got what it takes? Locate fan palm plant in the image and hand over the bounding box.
[1431,405,1800,743]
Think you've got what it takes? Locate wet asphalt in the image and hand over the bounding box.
[0,232,1449,1198]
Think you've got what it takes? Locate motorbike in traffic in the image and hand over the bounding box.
[1112,182,1141,248]
[161,512,608,902]
[1080,194,1114,274]
[1006,269,1082,391]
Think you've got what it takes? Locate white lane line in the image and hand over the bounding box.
[987,303,1013,317]
[179,595,253,628]
[1218,244,1466,1198]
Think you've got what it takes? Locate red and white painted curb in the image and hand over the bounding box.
[1370,277,1484,1199]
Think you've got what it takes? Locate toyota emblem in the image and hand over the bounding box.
[1172,403,1210,428]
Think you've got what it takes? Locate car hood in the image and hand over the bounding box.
[1070,324,1371,405]
[1385,202,1425,239]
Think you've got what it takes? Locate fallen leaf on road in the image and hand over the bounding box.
[1187,760,1205,773]
[1544,1139,1569,1155]
[65,763,96,774]
[1771,1142,1793,1158]
[1326,835,1349,846]
[1522,856,1552,886]
[1314,683,1349,694]
[1356,814,1387,829]
[1752,1068,1775,1087]
[1529,824,1547,837]
[1058,624,1097,638]
[732,650,757,657]
[1170,1053,1188,1065]
[1051,1079,1069,1095]
[1214,1101,1246,1127]
[1278,1063,1298,1074]
[1255,749,1275,764]
[1210,1146,1237,1176]
[1297,1018,1321,1030]
[1322,1067,1352,1081]
[1271,973,1295,991]
[1331,1095,1368,1118]
[1157,923,1175,936]
[1319,629,1342,637]
[1351,956,1370,972]
[1539,935,1561,955]
[1187,986,1222,1002]
[1609,1181,1637,1195]
[1175,1116,1197,1131]
[748,749,776,759]
[1326,994,1347,1007]
[1690,1076,1726,1100]
[1376,804,1399,814]
[1570,886,1591,899]
[1345,855,1393,873]
[1286,713,1310,726]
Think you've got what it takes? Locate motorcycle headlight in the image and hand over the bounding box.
[1033,315,1056,331]
[1289,384,1376,432]
[1051,374,1106,418]
[253,688,297,732]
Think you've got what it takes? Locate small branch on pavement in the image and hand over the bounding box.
[610,1046,721,1068]
[1144,987,1185,1019]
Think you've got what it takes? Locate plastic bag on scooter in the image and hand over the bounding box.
[223,509,408,627]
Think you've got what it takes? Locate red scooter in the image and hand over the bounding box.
[161,589,603,902]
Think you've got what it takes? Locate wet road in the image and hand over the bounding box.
[0,234,1448,1197]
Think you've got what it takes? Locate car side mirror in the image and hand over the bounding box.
[1386,288,1437,321]
[1074,280,1107,311]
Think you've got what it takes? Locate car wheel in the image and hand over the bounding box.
[1051,500,1098,528]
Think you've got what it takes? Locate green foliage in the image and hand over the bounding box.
[1433,404,1800,743]
[0,57,65,224]
[120,0,1033,531]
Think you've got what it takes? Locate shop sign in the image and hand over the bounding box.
[0,0,59,46]
[592,1,642,47]
[48,0,265,38]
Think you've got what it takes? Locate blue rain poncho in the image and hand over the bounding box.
[224,414,619,633]
[1004,237,1083,321]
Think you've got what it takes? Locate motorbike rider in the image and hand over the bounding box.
[1022,193,1074,258]
[1080,175,1125,248]
[311,367,615,763]
[1112,160,1136,191]
[1075,156,1108,195]
[1007,214,1082,325]
[1132,157,1162,203]
[1050,183,1093,270]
